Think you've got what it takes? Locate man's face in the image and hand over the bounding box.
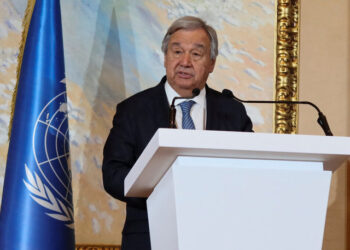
[164,28,216,97]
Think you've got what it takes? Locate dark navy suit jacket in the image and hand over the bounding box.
[102,76,253,250]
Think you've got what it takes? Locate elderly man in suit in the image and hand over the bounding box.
[102,16,253,250]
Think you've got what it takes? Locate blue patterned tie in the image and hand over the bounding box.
[179,100,195,129]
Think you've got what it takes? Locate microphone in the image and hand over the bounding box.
[222,89,333,136]
[169,88,200,128]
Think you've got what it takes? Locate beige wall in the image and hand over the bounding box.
[299,0,349,249]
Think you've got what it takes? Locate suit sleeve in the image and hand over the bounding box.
[102,102,146,209]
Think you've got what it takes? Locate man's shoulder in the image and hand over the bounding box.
[206,85,243,108]
[206,85,222,98]
[124,84,162,102]
[118,78,166,108]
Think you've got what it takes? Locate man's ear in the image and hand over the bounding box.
[209,59,216,73]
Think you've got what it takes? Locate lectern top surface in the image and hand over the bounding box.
[125,129,350,197]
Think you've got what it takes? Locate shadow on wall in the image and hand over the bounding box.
[74,0,139,244]
[83,6,126,118]
[94,7,126,118]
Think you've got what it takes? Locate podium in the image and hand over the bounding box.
[124,129,350,250]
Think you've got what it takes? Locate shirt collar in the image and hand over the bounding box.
[164,81,206,108]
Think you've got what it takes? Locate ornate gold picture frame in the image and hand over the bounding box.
[274,0,300,134]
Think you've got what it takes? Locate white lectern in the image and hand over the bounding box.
[125,129,350,250]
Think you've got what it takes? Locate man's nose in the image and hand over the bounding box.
[179,52,192,67]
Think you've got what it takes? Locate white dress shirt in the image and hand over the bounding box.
[165,81,206,130]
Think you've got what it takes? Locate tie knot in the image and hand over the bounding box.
[179,100,195,113]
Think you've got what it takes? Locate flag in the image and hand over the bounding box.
[0,0,75,249]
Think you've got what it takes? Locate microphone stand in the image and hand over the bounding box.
[222,89,333,136]
[169,104,177,128]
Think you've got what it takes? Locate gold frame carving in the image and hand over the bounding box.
[274,0,300,134]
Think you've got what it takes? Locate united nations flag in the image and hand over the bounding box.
[0,0,75,249]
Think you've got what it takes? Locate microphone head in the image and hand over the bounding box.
[222,89,234,98]
[192,88,200,97]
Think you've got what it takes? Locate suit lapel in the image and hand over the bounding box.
[205,86,218,130]
[152,76,170,129]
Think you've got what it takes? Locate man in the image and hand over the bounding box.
[102,16,253,250]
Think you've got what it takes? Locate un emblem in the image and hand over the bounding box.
[23,91,74,228]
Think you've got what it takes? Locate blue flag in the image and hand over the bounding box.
[0,0,75,249]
